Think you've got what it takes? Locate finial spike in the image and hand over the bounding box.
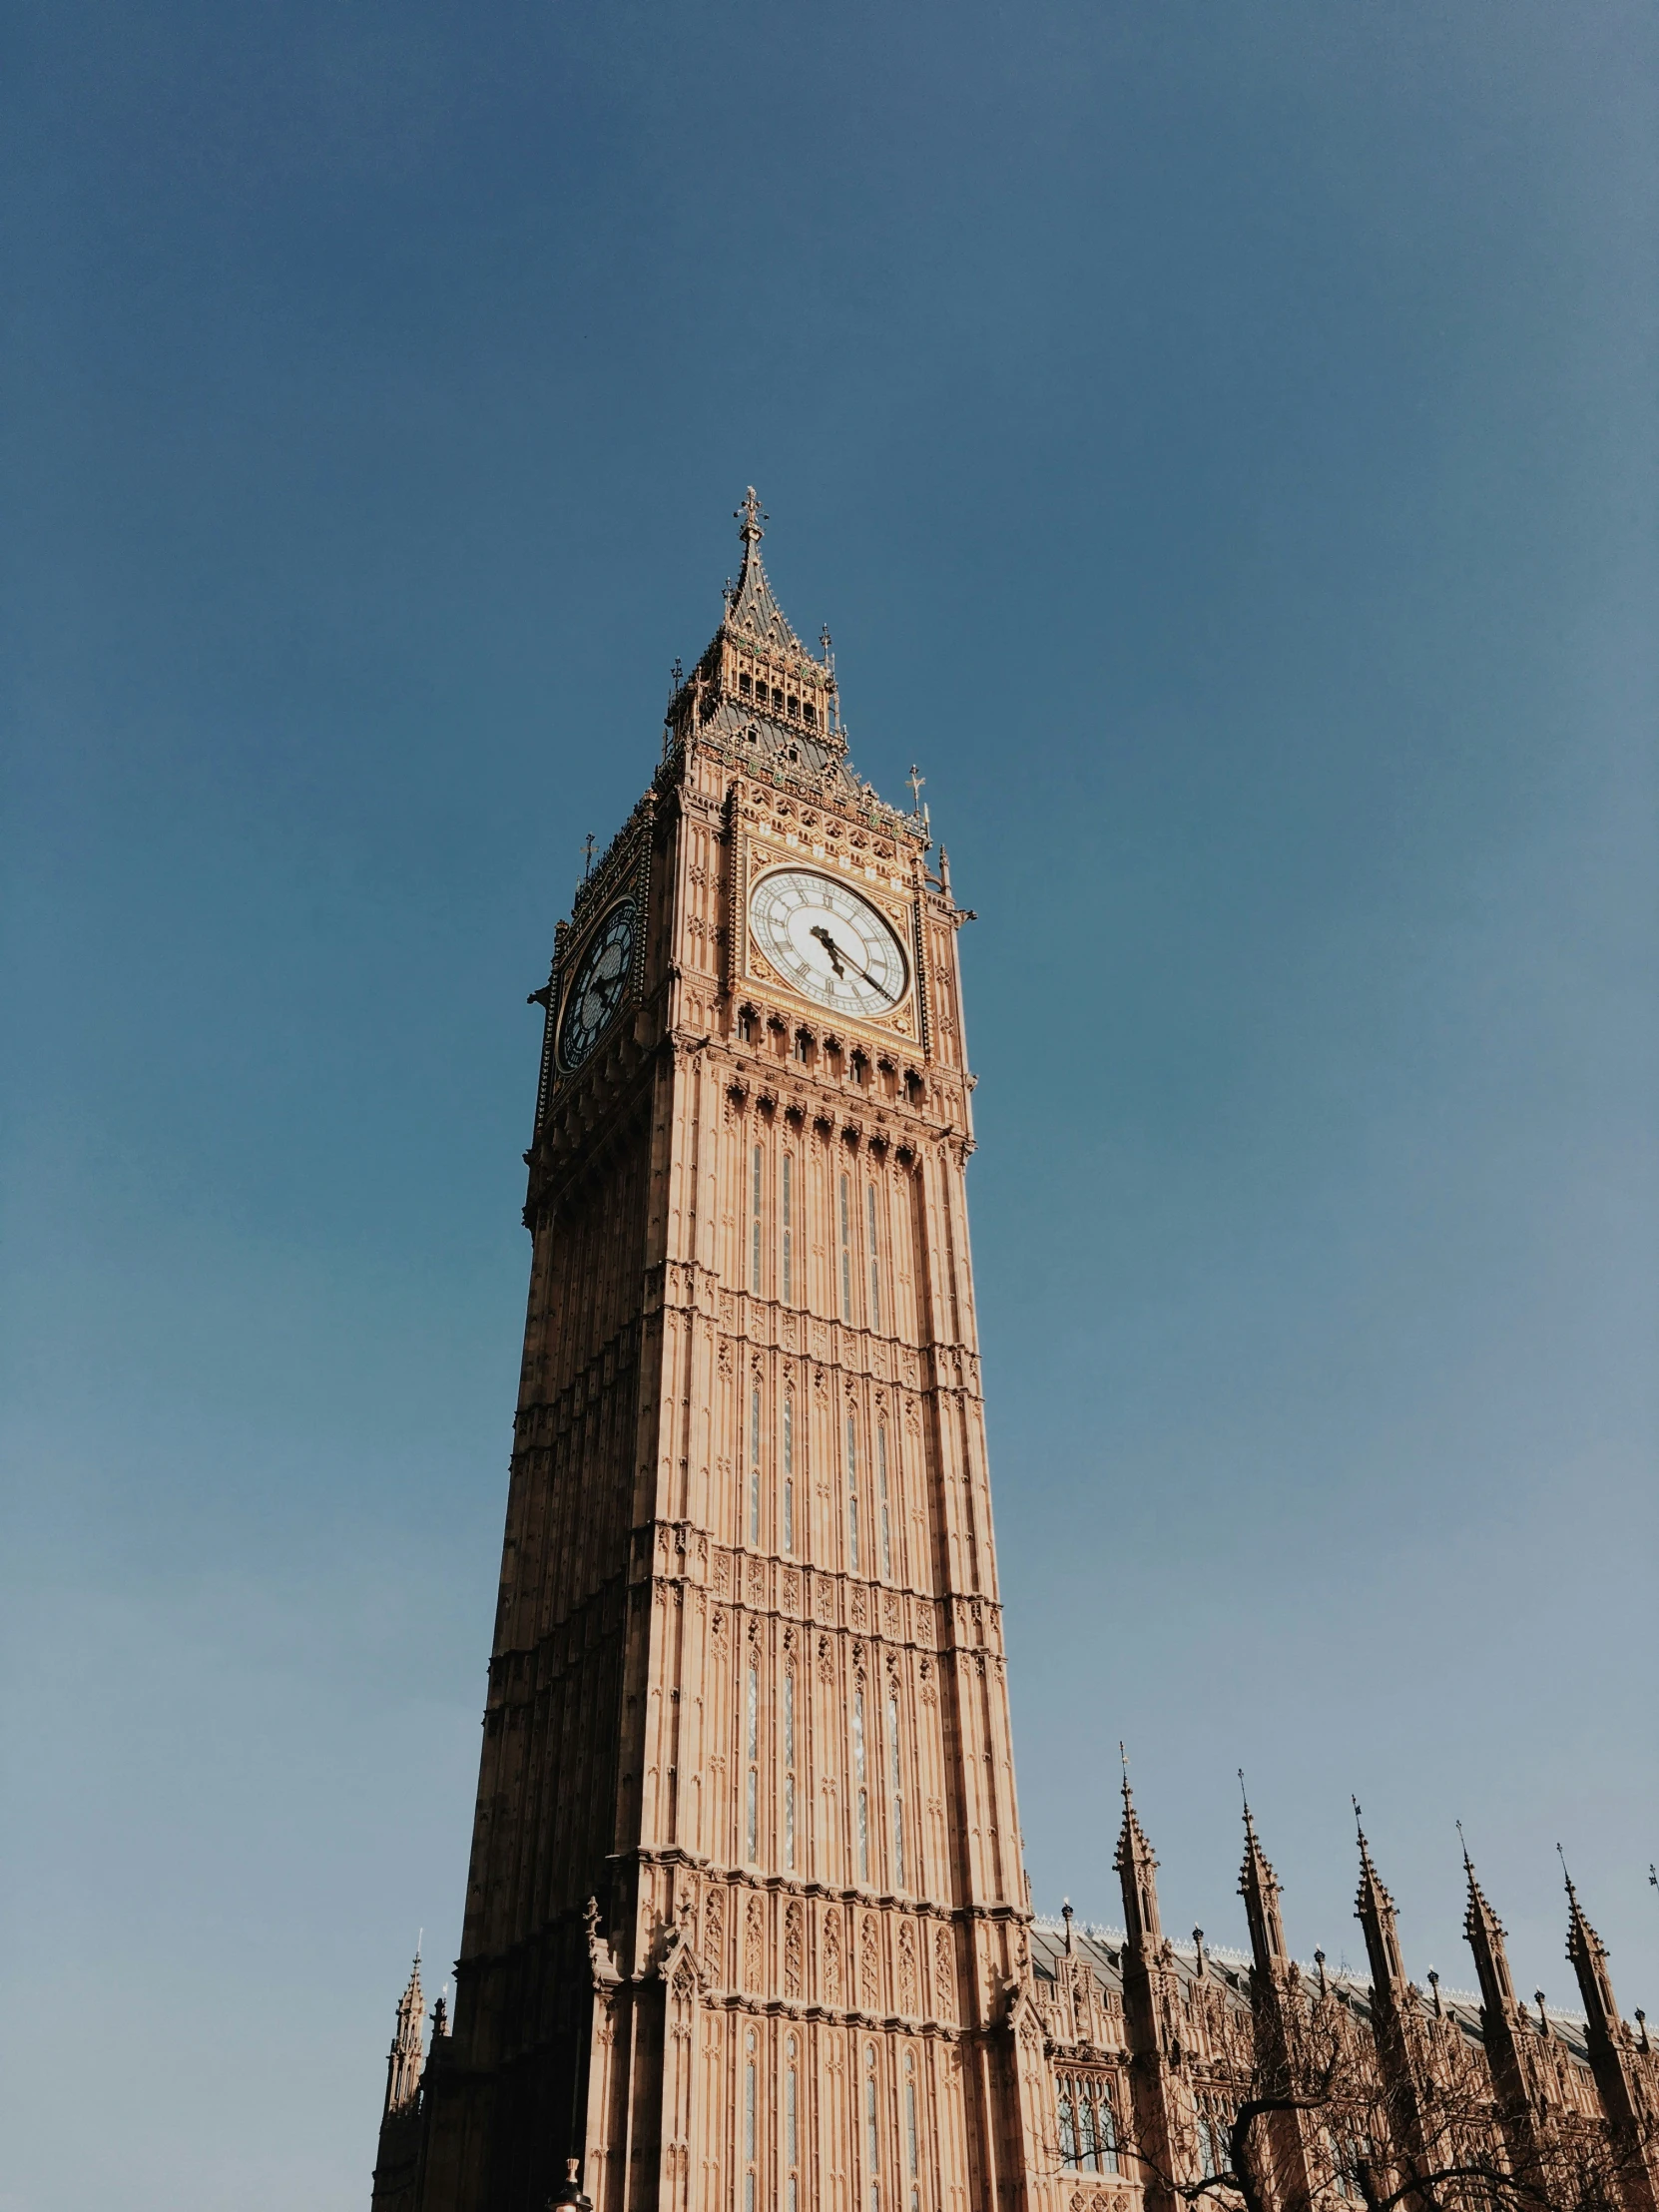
[736,486,767,543]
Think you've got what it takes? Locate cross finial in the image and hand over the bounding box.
[736,486,767,544]
[906,764,926,815]
[583,832,595,880]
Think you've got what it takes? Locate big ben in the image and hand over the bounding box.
[380,493,1044,2212]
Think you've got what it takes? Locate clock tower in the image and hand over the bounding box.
[397,495,1043,2212]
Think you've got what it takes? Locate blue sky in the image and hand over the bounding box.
[3,6,1655,2207]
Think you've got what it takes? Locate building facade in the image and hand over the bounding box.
[371,499,1657,2212]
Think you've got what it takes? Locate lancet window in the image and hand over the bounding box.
[845,1414,860,1573]
[1056,2073,1119,2175]
[839,1173,853,1321]
[786,2036,801,2212]
[745,1663,760,1862]
[783,1392,795,1554]
[865,2043,881,2212]
[877,1422,892,1580]
[782,1153,794,1303]
[752,1144,764,1292]
[904,2051,920,2212]
[749,1386,762,1545]
[867,1184,881,1330]
[784,1667,798,1871]
[853,1687,869,1884]
[744,2028,759,2212]
[887,1689,905,1889]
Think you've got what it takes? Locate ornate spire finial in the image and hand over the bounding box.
[1239,1768,1254,1828]
[1556,1841,1577,1898]
[736,486,767,544]
[1119,1741,1131,1805]
[906,764,926,816]
[1061,1898,1074,1953]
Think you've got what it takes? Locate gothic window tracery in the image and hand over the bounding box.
[1055,2073,1119,2175]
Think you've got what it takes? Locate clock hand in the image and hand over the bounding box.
[811,924,898,1004]
[810,923,846,978]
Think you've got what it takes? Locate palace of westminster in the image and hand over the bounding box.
[368,498,1657,2212]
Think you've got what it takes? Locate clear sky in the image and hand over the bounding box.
[3,6,1655,2207]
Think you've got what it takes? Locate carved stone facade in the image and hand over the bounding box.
[370,499,1656,2212]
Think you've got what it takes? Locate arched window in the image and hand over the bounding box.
[838,1173,852,1320]
[1056,2074,1118,2176]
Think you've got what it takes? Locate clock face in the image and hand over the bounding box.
[557,900,635,1072]
[749,867,909,1018]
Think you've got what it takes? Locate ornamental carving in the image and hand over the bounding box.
[785,1902,804,1998]
[934,1926,955,2010]
[858,1916,880,2010]
[703,1890,725,1983]
[743,1897,764,1990]
[822,1910,843,2003]
[898,1921,918,2014]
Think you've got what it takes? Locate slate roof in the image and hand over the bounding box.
[1025,1918,1594,2067]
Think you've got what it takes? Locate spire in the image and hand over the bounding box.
[1113,1749,1164,1954]
[1459,1825,1518,2018]
[724,486,811,663]
[1353,1801,1407,2001]
[1561,1850,1623,2040]
[1237,1775,1289,1974]
[382,1946,427,2119]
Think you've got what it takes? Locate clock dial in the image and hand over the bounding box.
[557,900,636,1072]
[748,867,909,1018]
